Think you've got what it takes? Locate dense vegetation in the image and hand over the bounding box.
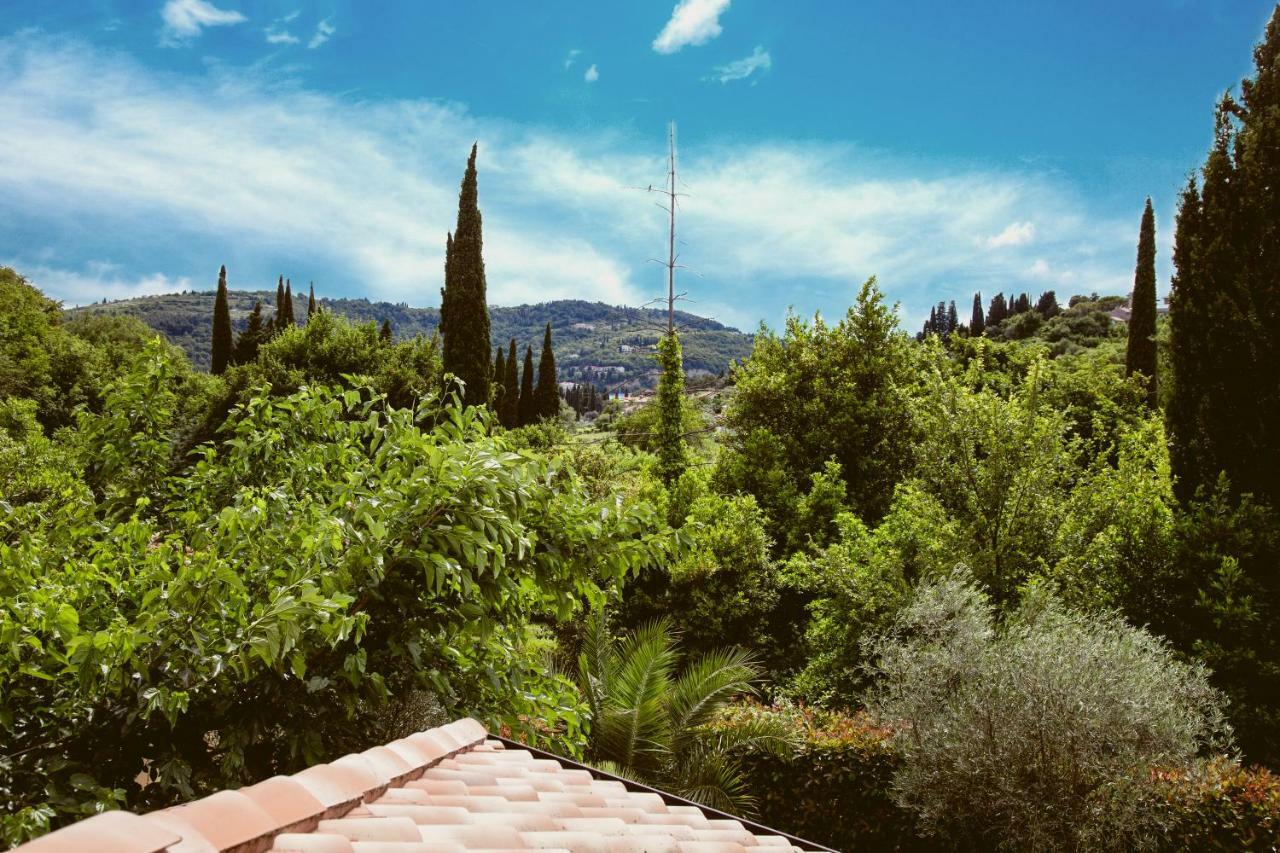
[6,8,1280,849]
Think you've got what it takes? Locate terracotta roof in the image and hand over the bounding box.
[14,718,810,853]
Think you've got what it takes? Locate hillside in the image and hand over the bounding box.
[68,291,754,389]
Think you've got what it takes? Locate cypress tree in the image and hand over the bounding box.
[655,332,688,484]
[502,339,520,427]
[1014,292,1031,314]
[1035,290,1060,318]
[1126,198,1159,406]
[535,323,558,419]
[283,279,295,327]
[493,345,507,417]
[275,275,285,327]
[211,264,233,375]
[380,319,393,343]
[1165,10,1280,763]
[307,282,316,317]
[971,292,985,336]
[234,299,266,365]
[926,305,937,335]
[440,143,492,408]
[1168,7,1280,509]
[518,346,535,426]
[989,293,1008,326]
[945,301,959,335]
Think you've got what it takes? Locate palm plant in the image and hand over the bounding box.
[576,612,791,814]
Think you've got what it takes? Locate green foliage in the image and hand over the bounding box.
[195,311,442,446]
[518,346,535,426]
[787,488,960,704]
[0,267,208,434]
[500,339,519,427]
[576,614,786,814]
[866,570,1232,852]
[912,358,1076,602]
[0,346,671,842]
[1156,758,1280,849]
[1171,484,1280,765]
[719,278,914,526]
[614,390,706,455]
[621,492,794,678]
[1168,8,1280,508]
[1127,198,1159,405]
[708,702,924,852]
[655,332,689,484]
[232,300,267,365]
[535,323,559,421]
[211,266,232,375]
[969,292,985,337]
[439,144,492,408]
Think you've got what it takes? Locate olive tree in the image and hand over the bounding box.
[865,570,1231,851]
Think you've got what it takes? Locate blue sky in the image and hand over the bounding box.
[0,0,1274,331]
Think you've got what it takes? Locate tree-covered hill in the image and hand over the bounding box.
[68,290,753,389]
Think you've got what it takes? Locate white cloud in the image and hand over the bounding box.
[563,48,581,69]
[584,64,599,83]
[265,28,299,45]
[710,45,770,83]
[652,0,730,54]
[984,220,1035,248]
[12,262,192,307]
[308,18,334,49]
[0,34,1138,328]
[160,0,246,44]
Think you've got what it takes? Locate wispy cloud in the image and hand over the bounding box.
[984,220,1035,248]
[584,64,599,83]
[0,34,1137,328]
[159,0,246,45]
[265,27,299,45]
[563,48,581,69]
[710,45,770,83]
[308,18,334,49]
[652,0,730,54]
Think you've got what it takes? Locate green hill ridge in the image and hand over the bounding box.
[68,290,754,390]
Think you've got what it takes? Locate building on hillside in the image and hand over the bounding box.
[1108,295,1170,324]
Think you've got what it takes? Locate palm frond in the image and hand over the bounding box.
[699,715,797,757]
[577,609,618,735]
[667,646,760,749]
[594,619,679,773]
[664,743,756,817]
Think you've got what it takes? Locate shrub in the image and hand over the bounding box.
[1156,758,1280,849]
[865,569,1232,852]
[708,701,926,851]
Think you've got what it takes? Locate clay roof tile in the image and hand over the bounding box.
[12,719,816,853]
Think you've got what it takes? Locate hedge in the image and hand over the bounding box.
[710,702,927,851]
[712,702,1280,852]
